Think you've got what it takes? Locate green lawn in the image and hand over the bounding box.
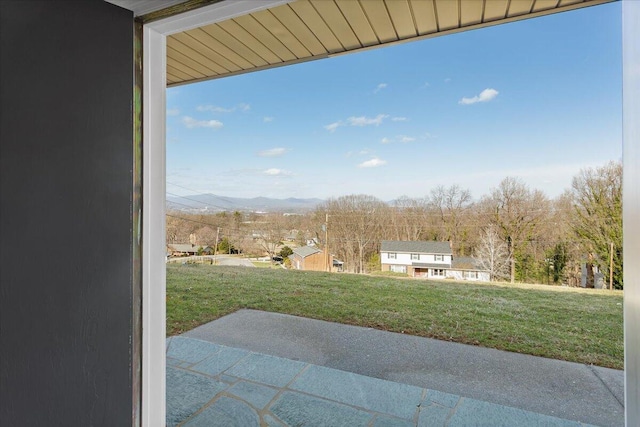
[166,264,624,369]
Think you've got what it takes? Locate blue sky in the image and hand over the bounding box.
[166,1,621,202]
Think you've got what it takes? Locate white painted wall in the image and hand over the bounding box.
[381,252,452,266]
[447,270,491,282]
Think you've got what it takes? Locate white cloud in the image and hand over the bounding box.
[263,116,274,123]
[324,121,342,132]
[167,108,180,116]
[182,116,223,129]
[381,135,415,144]
[264,168,292,176]
[391,117,408,122]
[347,114,388,127]
[325,113,389,132]
[197,105,233,113]
[422,82,430,88]
[444,78,452,83]
[374,83,387,94]
[196,103,251,113]
[358,158,387,168]
[459,88,499,105]
[258,147,287,157]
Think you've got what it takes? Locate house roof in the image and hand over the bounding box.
[167,243,199,252]
[292,245,322,258]
[452,256,482,270]
[381,240,452,255]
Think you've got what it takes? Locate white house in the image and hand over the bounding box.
[380,241,490,281]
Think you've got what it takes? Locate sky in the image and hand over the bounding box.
[166,1,622,202]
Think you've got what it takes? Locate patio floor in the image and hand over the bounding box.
[166,336,598,427]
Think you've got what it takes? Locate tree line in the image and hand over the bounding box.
[166,161,622,289]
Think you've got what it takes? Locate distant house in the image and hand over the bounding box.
[289,245,336,272]
[167,243,203,257]
[450,256,490,281]
[380,240,489,281]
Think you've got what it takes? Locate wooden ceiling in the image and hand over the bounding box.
[165,0,613,87]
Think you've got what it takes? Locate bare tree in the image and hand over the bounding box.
[387,196,430,241]
[193,226,217,246]
[322,194,387,273]
[254,212,288,260]
[474,225,511,281]
[571,161,623,289]
[481,177,550,283]
[429,185,474,255]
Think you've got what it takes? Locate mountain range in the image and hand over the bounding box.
[166,193,324,213]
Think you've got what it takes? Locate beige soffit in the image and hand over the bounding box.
[166,0,614,87]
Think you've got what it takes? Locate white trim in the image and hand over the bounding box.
[148,0,292,35]
[623,1,639,425]
[142,26,166,427]
[141,1,291,424]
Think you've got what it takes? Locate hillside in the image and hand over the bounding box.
[166,193,324,213]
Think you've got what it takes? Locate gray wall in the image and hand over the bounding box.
[0,1,135,424]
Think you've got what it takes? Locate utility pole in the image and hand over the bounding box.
[213,227,220,265]
[609,242,614,290]
[325,213,329,272]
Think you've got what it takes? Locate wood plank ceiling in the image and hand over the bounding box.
[166,0,613,86]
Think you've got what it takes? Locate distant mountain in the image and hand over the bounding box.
[166,193,324,213]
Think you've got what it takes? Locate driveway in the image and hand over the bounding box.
[214,255,255,267]
[167,255,255,267]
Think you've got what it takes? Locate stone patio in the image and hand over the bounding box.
[167,336,598,426]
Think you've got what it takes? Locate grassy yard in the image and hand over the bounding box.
[166,264,623,369]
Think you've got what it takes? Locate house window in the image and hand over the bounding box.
[432,269,445,277]
[434,254,444,261]
[411,253,419,260]
[464,271,478,279]
[388,253,397,259]
[390,265,407,273]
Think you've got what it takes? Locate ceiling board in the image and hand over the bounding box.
[335,0,379,47]
[232,14,298,62]
[167,35,230,74]
[508,0,536,16]
[198,23,269,67]
[163,0,614,87]
[251,9,312,58]
[434,0,459,31]
[216,19,284,63]
[386,0,418,39]
[310,0,361,50]
[532,0,561,12]
[483,0,510,21]
[269,5,327,55]
[360,0,398,43]
[289,1,344,53]
[409,0,438,35]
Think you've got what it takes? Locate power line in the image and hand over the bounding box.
[166,181,243,209]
